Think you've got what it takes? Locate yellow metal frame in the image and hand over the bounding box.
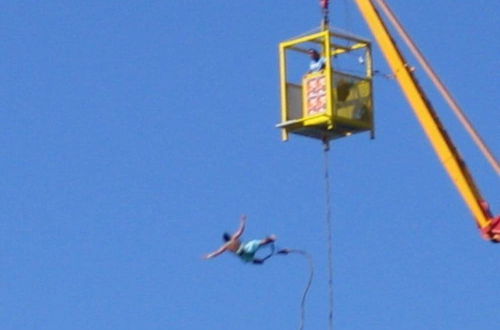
[278,29,374,141]
[353,0,497,239]
[279,31,330,141]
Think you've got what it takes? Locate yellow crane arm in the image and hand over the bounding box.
[353,0,500,241]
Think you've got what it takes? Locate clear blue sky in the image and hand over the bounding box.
[1,1,499,329]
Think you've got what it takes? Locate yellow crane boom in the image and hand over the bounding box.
[353,0,500,241]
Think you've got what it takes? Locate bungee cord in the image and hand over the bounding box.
[323,139,334,330]
[276,248,314,330]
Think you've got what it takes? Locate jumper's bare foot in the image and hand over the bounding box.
[262,235,276,245]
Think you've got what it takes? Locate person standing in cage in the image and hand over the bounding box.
[203,215,276,264]
[308,48,326,73]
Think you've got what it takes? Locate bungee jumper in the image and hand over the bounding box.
[203,215,314,329]
[203,215,277,265]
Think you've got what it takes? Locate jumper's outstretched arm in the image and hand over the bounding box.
[233,215,247,240]
[203,244,228,259]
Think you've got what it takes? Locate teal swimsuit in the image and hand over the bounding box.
[236,240,263,262]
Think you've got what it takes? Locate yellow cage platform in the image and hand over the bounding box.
[277,28,375,142]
